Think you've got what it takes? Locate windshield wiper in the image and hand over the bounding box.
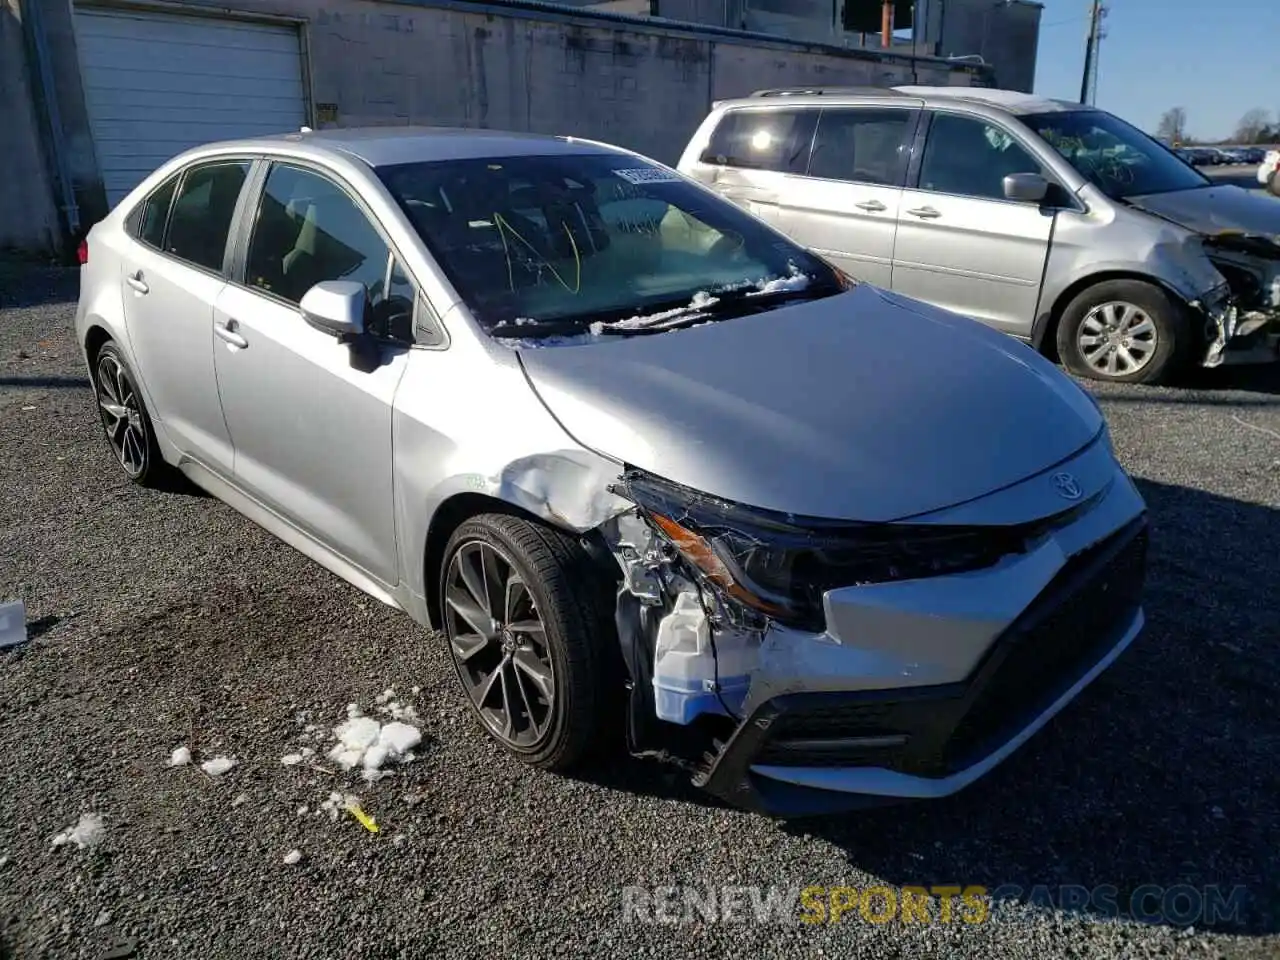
[488,278,841,341]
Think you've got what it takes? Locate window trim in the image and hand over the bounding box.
[793,105,923,189]
[228,157,449,350]
[140,157,256,279]
[699,106,822,174]
[907,110,1083,211]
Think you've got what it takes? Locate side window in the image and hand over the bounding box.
[245,164,391,308]
[808,108,913,186]
[917,114,1044,201]
[165,161,250,271]
[126,175,178,249]
[701,109,817,174]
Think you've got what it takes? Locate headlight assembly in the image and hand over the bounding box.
[617,470,1059,632]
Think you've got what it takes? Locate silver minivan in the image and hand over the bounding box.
[677,86,1280,384]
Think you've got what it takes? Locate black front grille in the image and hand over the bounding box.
[940,523,1148,767]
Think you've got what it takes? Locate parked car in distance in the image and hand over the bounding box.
[1260,149,1280,195]
[76,127,1150,817]
[678,86,1280,383]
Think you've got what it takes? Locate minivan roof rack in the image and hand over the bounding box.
[748,86,912,98]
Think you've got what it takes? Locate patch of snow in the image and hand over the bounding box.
[201,756,236,777]
[750,265,811,296]
[328,713,421,778]
[167,746,191,767]
[283,849,303,865]
[51,813,103,850]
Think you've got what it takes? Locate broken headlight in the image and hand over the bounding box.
[620,470,1060,632]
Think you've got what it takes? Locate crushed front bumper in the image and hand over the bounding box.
[693,517,1148,818]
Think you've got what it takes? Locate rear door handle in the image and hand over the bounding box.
[906,206,942,220]
[854,200,887,212]
[214,319,248,350]
[125,271,149,294]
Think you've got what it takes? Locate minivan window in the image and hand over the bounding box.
[378,153,839,333]
[246,164,393,309]
[702,109,817,174]
[918,114,1043,201]
[1023,109,1210,199]
[808,108,913,186]
[165,161,250,272]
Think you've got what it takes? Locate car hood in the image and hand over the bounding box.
[516,285,1102,522]
[1127,184,1280,242]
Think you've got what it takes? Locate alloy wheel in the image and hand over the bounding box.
[96,353,148,477]
[443,541,556,748]
[1077,301,1158,377]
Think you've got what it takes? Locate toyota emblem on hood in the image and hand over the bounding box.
[1053,472,1083,500]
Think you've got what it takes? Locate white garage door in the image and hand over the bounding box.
[74,8,307,206]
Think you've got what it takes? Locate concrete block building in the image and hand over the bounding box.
[1,0,1008,257]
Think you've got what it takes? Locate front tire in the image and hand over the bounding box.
[92,342,170,486]
[1056,279,1195,385]
[439,513,617,771]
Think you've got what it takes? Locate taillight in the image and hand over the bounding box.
[76,239,88,265]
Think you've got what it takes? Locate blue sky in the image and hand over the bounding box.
[1031,0,1280,140]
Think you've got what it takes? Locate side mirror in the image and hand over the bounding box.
[300,280,368,339]
[1003,172,1050,203]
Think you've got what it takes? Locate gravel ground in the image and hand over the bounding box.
[1,264,1278,959]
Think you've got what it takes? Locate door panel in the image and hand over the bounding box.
[120,245,231,471]
[213,285,407,584]
[891,112,1054,335]
[118,160,251,472]
[212,161,411,586]
[773,107,916,288]
[777,179,900,287]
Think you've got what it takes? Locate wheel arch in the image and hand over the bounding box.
[83,324,114,372]
[423,493,615,633]
[1032,270,1200,361]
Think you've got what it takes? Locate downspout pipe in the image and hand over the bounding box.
[20,0,80,257]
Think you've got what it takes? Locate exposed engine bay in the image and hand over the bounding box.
[1201,233,1280,366]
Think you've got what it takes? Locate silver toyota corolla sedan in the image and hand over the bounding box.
[75,127,1149,816]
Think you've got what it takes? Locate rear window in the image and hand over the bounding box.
[125,175,178,249]
[164,161,250,272]
[701,108,817,174]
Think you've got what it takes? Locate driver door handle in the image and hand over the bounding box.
[854,199,887,212]
[214,318,248,350]
[906,206,942,220]
[125,271,149,294]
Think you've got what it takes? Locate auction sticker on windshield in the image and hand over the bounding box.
[614,168,682,185]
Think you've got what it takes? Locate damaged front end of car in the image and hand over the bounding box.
[1196,234,1280,367]
[588,463,1148,817]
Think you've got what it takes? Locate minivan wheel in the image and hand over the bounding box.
[439,513,617,771]
[92,342,168,485]
[1057,280,1193,385]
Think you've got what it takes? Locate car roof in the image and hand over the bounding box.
[190,126,627,167]
[714,85,1091,117]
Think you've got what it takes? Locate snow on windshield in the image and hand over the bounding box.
[494,268,813,349]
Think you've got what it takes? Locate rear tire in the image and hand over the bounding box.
[1056,279,1195,385]
[1267,170,1279,198]
[439,513,619,772]
[91,341,172,487]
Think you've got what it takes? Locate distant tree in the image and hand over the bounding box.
[1233,108,1272,144]
[1155,107,1189,145]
